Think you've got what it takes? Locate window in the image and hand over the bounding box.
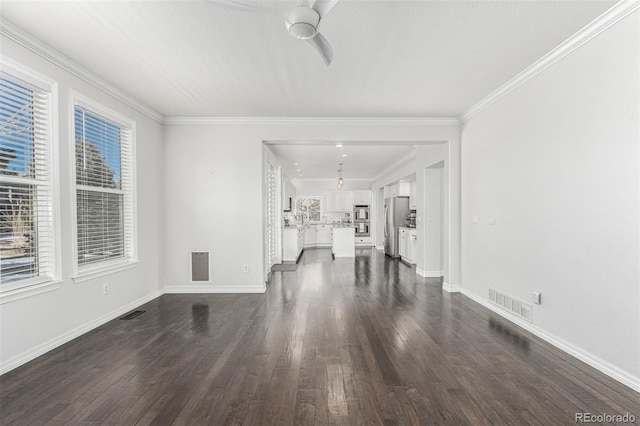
[295,197,321,222]
[0,69,55,287]
[73,99,135,276]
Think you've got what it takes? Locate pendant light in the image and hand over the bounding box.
[337,163,344,190]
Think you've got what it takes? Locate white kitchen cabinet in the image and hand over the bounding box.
[342,191,354,210]
[399,228,408,259]
[304,225,317,246]
[353,190,372,205]
[333,227,355,257]
[408,230,417,264]
[329,192,341,210]
[333,191,353,211]
[409,181,417,210]
[283,227,305,262]
[387,183,410,198]
[297,228,304,258]
[323,191,354,211]
[316,224,333,245]
[399,227,416,264]
[355,236,372,246]
[322,191,334,211]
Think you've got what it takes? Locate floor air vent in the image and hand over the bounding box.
[120,310,145,320]
[489,288,532,323]
[191,251,210,282]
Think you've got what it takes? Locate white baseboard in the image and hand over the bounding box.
[375,245,384,250]
[0,289,164,375]
[164,284,266,294]
[460,288,640,393]
[442,282,461,293]
[416,268,442,278]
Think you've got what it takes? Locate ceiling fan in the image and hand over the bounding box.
[207,0,340,65]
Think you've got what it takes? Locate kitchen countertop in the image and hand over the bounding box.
[284,224,356,229]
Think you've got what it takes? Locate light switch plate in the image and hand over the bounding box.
[532,291,542,305]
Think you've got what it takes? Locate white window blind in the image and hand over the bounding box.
[265,160,276,273]
[74,106,133,268]
[0,72,54,284]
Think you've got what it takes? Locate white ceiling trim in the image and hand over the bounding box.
[296,178,374,182]
[0,18,164,124]
[163,116,461,126]
[264,140,443,146]
[460,0,639,123]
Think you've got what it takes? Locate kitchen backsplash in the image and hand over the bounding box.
[284,211,353,224]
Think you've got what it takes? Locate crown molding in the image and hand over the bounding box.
[0,18,164,124]
[459,0,640,123]
[163,116,460,126]
[294,178,374,182]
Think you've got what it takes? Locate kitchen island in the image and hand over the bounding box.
[332,226,355,258]
[283,224,356,261]
[282,226,305,262]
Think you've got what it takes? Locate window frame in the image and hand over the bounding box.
[70,92,138,283]
[0,57,62,303]
[294,196,323,223]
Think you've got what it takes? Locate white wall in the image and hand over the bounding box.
[0,35,164,371]
[162,122,460,292]
[283,177,297,202]
[461,11,640,387]
[423,167,442,274]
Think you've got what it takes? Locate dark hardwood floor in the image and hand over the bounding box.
[1,248,639,425]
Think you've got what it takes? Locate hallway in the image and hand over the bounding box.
[1,248,638,424]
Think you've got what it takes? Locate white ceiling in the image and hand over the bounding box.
[1,0,614,118]
[268,142,418,180]
[1,0,615,180]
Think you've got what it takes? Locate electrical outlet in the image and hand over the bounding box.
[103,283,110,295]
[243,264,249,274]
[472,215,479,224]
[489,217,497,225]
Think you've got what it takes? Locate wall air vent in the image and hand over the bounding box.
[120,310,145,320]
[191,252,210,282]
[489,288,533,323]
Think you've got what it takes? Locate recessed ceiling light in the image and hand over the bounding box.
[294,162,299,165]
[335,144,343,148]
[296,169,301,172]
[342,154,347,157]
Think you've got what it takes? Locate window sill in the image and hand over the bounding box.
[73,260,139,283]
[0,278,63,305]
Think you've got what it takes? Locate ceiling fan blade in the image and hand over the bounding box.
[306,32,333,66]
[206,0,289,21]
[310,0,340,18]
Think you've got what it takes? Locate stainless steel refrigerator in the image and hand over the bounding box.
[384,196,410,258]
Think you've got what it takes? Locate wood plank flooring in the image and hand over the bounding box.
[1,248,639,425]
